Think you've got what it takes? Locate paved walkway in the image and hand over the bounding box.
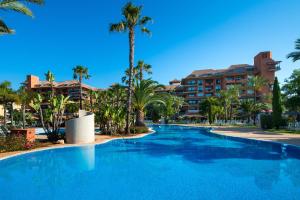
[180,124,300,146]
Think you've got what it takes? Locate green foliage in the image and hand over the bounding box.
[110,2,152,134]
[220,85,240,122]
[73,65,90,110]
[199,97,220,124]
[130,126,149,134]
[0,81,19,126]
[96,84,127,135]
[133,79,164,126]
[0,134,30,152]
[282,69,300,112]
[260,114,273,129]
[287,38,300,62]
[162,94,185,123]
[0,0,44,34]
[30,93,72,142]
[272,77,283,129]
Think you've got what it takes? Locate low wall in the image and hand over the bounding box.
[65,110,95,144]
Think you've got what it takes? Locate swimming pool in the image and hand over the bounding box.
[1,125,300,200]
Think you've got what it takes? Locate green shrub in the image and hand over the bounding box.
[260,114,273,129]
[0,135,33,152]
[130,126,149,134]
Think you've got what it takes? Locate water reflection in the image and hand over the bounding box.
[65,145,96,171]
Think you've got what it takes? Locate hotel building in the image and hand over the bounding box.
[26,75,99,102]
[160,51,280,116]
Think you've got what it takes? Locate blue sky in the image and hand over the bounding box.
[0,0,300,89]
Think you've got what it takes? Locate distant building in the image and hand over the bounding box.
[26,75,100,102]
[160,51,280,116]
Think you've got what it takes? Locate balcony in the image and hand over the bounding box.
[268,65,281,72]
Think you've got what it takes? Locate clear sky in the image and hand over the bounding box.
[0,0,300,89]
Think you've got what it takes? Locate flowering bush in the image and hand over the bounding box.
[0,135,34,152]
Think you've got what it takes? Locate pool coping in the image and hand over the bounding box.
[0,128,156,161]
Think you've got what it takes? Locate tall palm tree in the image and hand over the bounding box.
[45,70,55,98]
[133,79,163,126]
[110,2,152,134]
[0,0,44,34]
[287,38,300,62]
[73,65,91,110]
[135,60,152,82]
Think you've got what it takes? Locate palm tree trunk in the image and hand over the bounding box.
[224,103,227,123]
[79,76,83,110]
[140,67,143,82]
[253,89,257,125]
[22,104,26,129]
[51,84,54,98]
[125,29,135,134]
[135,109,145,127]
[3,103,6,127]
[10,103,14,126]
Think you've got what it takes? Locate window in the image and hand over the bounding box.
[198,87,203,92]
[188,100,198,105]
[188,87,195,91]
[197,93,204,97]
[247,90,254,95]
[198,80,203,85]
[205,86,213,91]
[188,94,195,97]
[216,85,221,90]
[187,80,196,85]
[235,76,243,81]
[216,79,221,84]
[205,79,213,84]
[205,93,212,97]
[226,77,234,81]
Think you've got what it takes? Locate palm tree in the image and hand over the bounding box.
[163,94,185,124]
[45,70,55,98]
[73,65,91,110]
[135,60,152,82]
[248,76,267,124]
[133,79,163,126]
[240,99,254,124]
[220,86,240,123]
[88,90,98,113]
[199,97,219,124]
[121,67,138,85]
[17,85,32,129]
[0,81,18,126]
[0,0,44,34]
[248,76,267,104]
[287,38,300,62]
[110,2,152,134]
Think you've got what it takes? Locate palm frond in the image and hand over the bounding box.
[0,19,13,34]
[141,27,151,36]
[109,21,127,33]
[139,16,152,26]
[287,52,300,62]
[287,38,300,62]
[0,1,33,17]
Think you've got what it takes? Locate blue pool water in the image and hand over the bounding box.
[1,125,300,200]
